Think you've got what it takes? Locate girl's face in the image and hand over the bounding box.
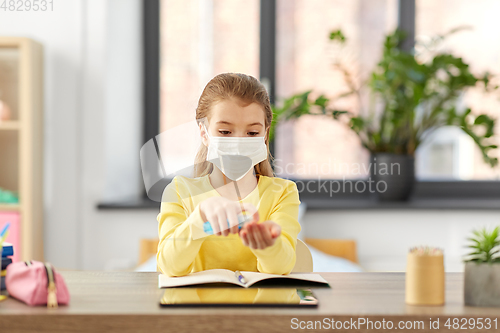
[201,97,267,145]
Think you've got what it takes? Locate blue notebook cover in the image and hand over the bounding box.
[1,257,12,270]
[1,242,14,257]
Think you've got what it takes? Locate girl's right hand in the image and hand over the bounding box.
[199,197,258,236]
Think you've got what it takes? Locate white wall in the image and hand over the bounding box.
[0,0,157,270]
[302,209,500,272]
[0,1,497,272]
[103,0,144,203]
[0,0,85,268]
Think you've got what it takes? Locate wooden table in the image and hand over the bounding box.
[0,271,499,332]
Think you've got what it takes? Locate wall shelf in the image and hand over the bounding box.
[0,37,44,261]
[0,203,20,211]
[0,120,20,130]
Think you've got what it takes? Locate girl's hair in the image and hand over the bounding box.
[194,73,274,178]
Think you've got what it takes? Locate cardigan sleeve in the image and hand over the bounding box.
[156,177,208,277]
[250,180,301,274]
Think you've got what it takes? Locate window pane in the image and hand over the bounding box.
[415,0,500,180]
[160,0,260,133]
[275,0,398,179]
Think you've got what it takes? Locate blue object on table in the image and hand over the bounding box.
[1,243,13,257]
[203,213,251,235]
[1,257,12,270]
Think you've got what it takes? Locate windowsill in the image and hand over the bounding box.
[97,198,160,210]
[96,197,500,211]
[301,198,500,210]
[96,180,500,211]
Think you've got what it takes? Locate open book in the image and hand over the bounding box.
[158,269,329,288]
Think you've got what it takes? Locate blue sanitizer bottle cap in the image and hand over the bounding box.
[203,213,251,235]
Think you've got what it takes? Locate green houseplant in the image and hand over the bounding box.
[271,29,498,201]
[463,226,500,307]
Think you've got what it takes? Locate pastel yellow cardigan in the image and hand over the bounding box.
[156,175,301,277]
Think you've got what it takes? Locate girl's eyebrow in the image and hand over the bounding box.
[216,121,233,125]
[247,122,264,127]
[216,121,263,127]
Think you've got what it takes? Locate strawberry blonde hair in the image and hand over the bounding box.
[194,73,274,178]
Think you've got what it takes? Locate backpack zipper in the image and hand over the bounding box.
[43,262,58,308]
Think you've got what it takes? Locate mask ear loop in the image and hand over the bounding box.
[222,171,228,185]
[204,123,221,183]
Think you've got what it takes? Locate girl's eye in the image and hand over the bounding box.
[248,132,259,136]
[219,130,231,135]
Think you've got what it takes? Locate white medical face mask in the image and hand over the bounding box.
[204,125,268,181]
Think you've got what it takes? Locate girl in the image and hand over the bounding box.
[156,73,301,277]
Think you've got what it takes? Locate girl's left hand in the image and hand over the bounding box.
[239,220,281,250]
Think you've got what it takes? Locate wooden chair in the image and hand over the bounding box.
[140,238,358,271]
[292,239,313,272]
[305,238,358,264]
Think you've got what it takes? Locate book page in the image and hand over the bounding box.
[240,271,329,287]
[158,269,242,288]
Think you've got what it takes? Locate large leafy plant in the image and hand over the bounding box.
[465,226,500,263]
[270,29,499,167]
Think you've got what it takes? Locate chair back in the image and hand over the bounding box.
[140,238,315,273]
[291,239,313,273]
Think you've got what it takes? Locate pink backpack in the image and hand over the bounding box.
[6,260,70,307]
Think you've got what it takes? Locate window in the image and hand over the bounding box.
[273,0,500,181]
[274,0,398,180]
[159,0,260,133]
[415,0,500,180]
[138,0,500,207]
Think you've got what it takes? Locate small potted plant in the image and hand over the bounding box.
[463,226,500,307]
[271,28,498,201]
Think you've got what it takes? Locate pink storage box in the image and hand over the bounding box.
[0,211,20,262]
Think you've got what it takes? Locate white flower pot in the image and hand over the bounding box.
[464,262,500,307]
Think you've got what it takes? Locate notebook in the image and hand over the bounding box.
[158,269,329,288]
